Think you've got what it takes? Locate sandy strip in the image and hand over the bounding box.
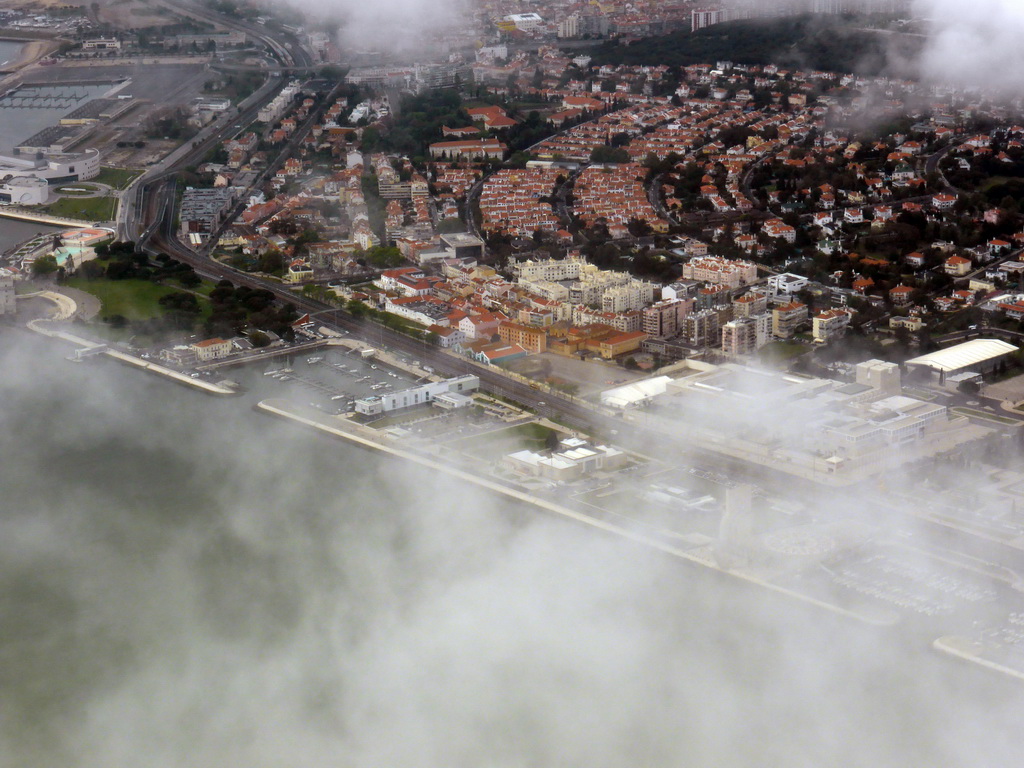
[0,37,60,77]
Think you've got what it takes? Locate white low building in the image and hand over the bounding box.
[0,176,49,205]
[355,374,479,415]
[0,149,101,185]
[601,375,673,409]
[905,339,1018,381]
[503,437,627,482]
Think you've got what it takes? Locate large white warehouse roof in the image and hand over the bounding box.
[601,375,672,409]
[905,339,1018,373]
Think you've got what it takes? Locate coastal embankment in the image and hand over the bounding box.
[23,290,239,396]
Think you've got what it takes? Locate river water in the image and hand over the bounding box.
[1,330,1023,767]
[0,39,25,69]
[0,217,63,254]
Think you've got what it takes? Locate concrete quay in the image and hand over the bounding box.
[933,635,1024,682]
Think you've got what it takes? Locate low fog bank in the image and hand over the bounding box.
[287,0,463,57]
[0,334,1022,767]
[912,0,1024,95]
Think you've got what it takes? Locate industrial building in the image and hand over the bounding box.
[440,232,484,261]
[905,339,1019,382]
[179,187,236,241]
[636,361,990,485]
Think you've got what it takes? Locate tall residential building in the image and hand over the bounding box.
[813,308,853,343]
[643,298,691,338]
[686,309,721,348]
[732,292,768,318]
[772,301,808,339]
[721,313,771,356]
[498,321,547,353]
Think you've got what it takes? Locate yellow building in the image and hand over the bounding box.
[498,320,548,353]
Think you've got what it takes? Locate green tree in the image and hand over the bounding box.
[590,145,630,164]
[32,255,58,275]
[257,249,284,274]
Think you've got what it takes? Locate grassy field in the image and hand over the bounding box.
[92,166,143,190]
[65,277,178,321]
[45,196,117,222]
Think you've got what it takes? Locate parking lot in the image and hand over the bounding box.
[255,348,424,414]
[827,550,997,617]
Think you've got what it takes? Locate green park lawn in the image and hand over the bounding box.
[65,278,178,321]
[951,407,1019,426]
[455,421,559,460]
[45,196,117,222]
[92,166,143,190]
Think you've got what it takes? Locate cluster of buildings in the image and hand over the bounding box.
[481,0,701,41]
[573,164,664,233]
[179,187,236,244]
[479,167,564,237]
[605,352,992,484]
[692,1,909,32]
[503,436,627,482]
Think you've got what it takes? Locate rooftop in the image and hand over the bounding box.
[905,339,1018,373]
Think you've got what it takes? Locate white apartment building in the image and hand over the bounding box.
[682,256,758,288]
[721,313,771,355]
[813,308,853,343]
[515,255,588,282]
[257,81,301,124]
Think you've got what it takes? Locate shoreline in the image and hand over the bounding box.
[14,39,54,69]
[23,292,240,396]
[0,36,61,85]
